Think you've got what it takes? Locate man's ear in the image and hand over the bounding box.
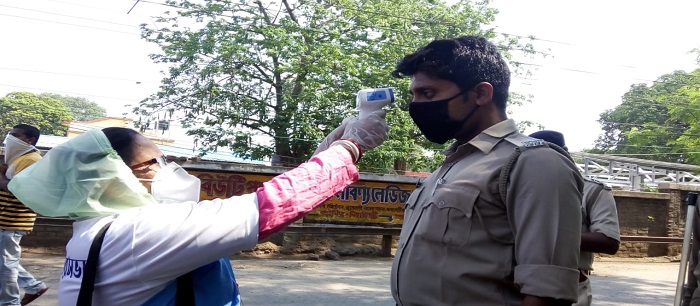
[473,82,494,106]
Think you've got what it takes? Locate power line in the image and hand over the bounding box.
[4,4,699,148]
[136,0,552,57]
[0,13,139,36]
[40,0,149,16]
[613,144,676,149]
[5,3,696,82]
[613,144,700,151]
[603,131,700,138]
[600,121,690,131]
[512,61,700,84]
[607,152,700,157]
[1,5,544,63]
[0,67,157,84]
[0,83,140,102]
[322,1,577,47]
[599,96,700,113]
[128,0,142,14]
[0,4,137,27]
[142,0,574,47]
[137,1,700,82]
[138,0,699,76]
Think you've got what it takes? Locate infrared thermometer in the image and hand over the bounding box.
[356,88,395,119]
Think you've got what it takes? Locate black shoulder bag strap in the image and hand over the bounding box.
[76,220,113,306]
[176,272,195,305]
[75,221,196,306]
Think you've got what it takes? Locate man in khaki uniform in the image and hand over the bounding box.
[390,36,584,306]
[530,130,621,306]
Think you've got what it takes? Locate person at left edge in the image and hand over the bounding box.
[0,125,50,306]
[8,111,388,306]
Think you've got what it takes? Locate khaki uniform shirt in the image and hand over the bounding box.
[579,179,620,271]
[391,119,583,306]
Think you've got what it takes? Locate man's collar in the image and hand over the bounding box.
[445,119,518,155]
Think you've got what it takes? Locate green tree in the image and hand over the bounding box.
[0,92,73,137]
[665,70,700,164]
[592,69,700,164]
[38,93,107,122]
[137,0,537,170]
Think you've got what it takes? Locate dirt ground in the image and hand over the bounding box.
[18,247,686,305]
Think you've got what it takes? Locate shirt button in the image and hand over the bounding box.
[438,200,445,207]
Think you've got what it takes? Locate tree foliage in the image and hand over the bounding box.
[137,0,537,171]
[592,69,700,164]
[39,93,107,122]
[0,92,73,137]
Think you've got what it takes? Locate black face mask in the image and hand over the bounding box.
[408,91,480,144]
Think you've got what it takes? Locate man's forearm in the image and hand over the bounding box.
[581,232,620,254]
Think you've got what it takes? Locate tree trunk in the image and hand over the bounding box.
[393,159,407,175]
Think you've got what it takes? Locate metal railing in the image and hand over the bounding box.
[571,152,700,190]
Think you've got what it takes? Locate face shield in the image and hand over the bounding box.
[8,129,157,218]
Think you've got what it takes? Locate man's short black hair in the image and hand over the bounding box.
[392,35,511,112]
[102,127,141,165]
[12,124,40,145]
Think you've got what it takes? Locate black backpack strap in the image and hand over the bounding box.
[76,220,196,306]
[176,271,195,306]
[76,220,114,306]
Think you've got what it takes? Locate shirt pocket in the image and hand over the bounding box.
[399,186,425,244]
[414,183,479,247]
[402,185,424,221]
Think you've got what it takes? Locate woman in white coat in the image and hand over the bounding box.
[9,111,387,306]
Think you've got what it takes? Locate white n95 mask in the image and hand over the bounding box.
[144,162,201,204]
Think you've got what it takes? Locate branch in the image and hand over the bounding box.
[251,63,273,82]
[271,0,284,23]
[281,0,299,25]
[254,0,283,112]
[239,121,271,136]
[255,0,272,24]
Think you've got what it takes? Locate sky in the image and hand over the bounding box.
[0,0,699,152]
[491,0,700,151]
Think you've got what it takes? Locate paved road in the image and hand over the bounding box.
[19,252,681,305]
[592,260,679,306]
